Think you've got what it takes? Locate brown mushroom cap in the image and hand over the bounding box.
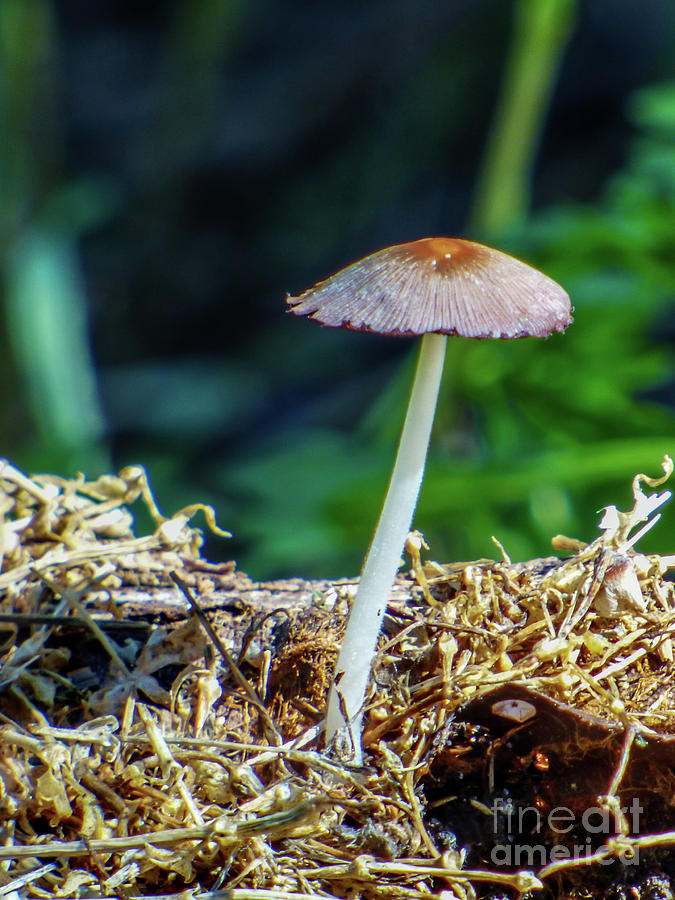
[287,237,572,338]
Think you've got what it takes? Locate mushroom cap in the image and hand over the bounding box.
[287,237,572,338]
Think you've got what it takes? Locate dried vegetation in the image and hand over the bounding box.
[1,457,675,899]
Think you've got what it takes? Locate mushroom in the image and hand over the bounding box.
[287,237,572,759]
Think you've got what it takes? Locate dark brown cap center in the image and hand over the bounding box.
[401,237,481,272]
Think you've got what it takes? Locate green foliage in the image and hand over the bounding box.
[229,83,675,577]
[0,0,112,474]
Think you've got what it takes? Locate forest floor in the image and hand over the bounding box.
[1,458,675,900]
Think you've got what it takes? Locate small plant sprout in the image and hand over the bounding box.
[287,237,572,759]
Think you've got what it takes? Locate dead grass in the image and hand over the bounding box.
[0,456,674,899]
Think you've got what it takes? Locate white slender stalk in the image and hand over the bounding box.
[326,332,447,759]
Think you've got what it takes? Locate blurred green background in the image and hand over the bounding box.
[1,0,674,577]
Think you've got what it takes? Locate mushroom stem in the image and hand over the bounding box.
[326,331,447,758]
